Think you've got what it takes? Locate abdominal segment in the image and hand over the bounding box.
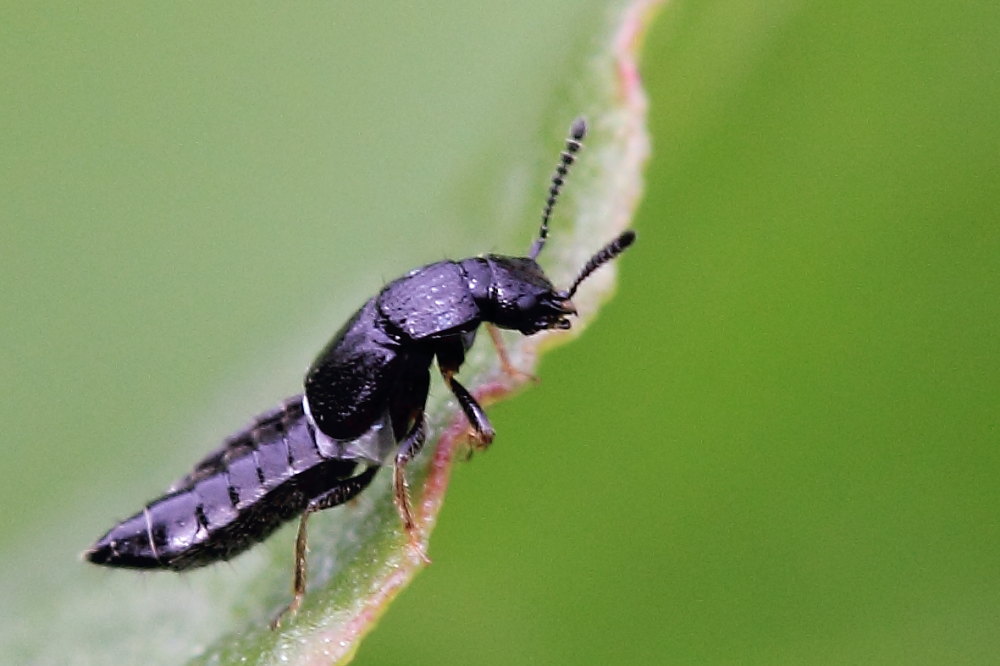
[85,397,380,571]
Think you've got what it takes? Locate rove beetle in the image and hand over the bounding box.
[86,118,636,617]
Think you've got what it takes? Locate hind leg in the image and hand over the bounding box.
[272,465,379,627]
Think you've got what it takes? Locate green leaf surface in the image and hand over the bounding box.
[9,1,997,664]
[0,2,657,664]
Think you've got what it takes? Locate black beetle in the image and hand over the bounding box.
[86,118,636,617]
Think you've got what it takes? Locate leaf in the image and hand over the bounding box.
[191,8,658,666]
[0,1,659,664]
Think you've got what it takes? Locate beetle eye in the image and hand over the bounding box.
[516,294,540,312]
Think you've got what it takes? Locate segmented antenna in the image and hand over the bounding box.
[529,117,588,260]
[565,230,636,299]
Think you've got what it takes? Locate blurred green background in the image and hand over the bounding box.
[2,1,999,664]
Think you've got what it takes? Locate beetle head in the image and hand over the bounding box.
[484,229,635,335]
[482,256,577,334]
[479,118,637,335]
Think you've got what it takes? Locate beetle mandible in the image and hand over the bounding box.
[86,118,636,617]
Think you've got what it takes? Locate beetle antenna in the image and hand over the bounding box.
[529,117,587,260]
[565,230,636,299]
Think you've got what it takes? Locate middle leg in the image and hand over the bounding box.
[392,414,427,533]
[392,415,431,561]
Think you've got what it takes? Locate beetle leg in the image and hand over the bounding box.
[441,370,496,450]
[487,324,538,384]
[392,416,431,562]
[271,465,379,628]
[393,415,427,531]
[435,339,496,449]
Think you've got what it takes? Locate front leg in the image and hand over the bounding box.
[487,324,538,384]
[441,371,495,449]
[436,338,496,449]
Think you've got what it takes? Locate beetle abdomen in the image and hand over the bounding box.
[85,398,373,571]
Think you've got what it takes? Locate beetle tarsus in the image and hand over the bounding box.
[392,462,415,530]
